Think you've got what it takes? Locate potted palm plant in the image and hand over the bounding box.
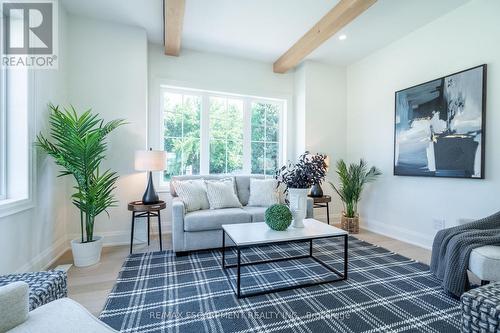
[37,105,125,267]
[276,152,327,228]
[328,159,381,233]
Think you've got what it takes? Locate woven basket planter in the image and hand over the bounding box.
[341,214,359,234]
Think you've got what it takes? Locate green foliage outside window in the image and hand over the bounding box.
[164,94,201,180]
[209,97,243,174]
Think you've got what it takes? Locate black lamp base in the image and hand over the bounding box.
[142,171,159,204]
[310,183,324,197]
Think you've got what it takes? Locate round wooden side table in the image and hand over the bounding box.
[308,195,332,225]
[128,200,167,254]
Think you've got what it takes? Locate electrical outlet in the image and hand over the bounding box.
[433,218,445,230]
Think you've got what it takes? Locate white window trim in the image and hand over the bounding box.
[0,69,36,218]
[0,67,6,200]
[150,80,289,192]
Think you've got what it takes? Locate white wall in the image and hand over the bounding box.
[293,64,306,156]
[148,43,297,230]
[66,16,149,245]
[346,0,500,248]
[148,43,296,155]
[0,4,69,274]
[294,61,347,219]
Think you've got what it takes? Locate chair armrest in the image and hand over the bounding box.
[0,282,29,332]
[171,198,186,252]
[306,197,314,218]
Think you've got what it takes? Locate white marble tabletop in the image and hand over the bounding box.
[222,218,348,246]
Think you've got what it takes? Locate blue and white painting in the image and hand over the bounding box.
[394,65,486,178]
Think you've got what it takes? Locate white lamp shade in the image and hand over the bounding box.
[134,150,167,171]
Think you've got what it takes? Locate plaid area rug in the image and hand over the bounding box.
[99,237,461,333]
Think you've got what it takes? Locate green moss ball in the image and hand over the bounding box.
[265,204,292,231]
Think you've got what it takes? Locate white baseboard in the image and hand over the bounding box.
[16,236,70,273]
[361,218,433,250]
[14,219,172,273]
[67,227,172,248]
[313,210,433,250]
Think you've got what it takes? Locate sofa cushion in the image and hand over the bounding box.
[184,208,251,232]
[172,179,209,212]
[205,178,242,209]
[170,175,235,197]
[0,282,28,333]
[234,175,264,206]
[469,245,500,281]
[242,206,267,222]
[247,178,279,207]
[8,297,117,333]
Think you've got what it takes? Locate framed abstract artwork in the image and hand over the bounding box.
[394,64,487,179]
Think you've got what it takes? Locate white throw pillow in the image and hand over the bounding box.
[247,178,279,207]
[205,178,242,209]
[173,179,210,212]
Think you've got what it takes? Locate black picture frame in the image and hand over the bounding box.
[393,64,487,179]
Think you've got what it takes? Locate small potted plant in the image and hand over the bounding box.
[328,159,381,233]
[276,152,327,228]
[37,105,125,267]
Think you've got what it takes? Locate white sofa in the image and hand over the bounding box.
[1,282,117,333]
[170,175,314,253]
[469,245,500,284]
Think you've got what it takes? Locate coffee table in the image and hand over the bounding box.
[221,218,348,298]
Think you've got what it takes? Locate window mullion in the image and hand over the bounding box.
[264,105,268,175]
[243,99,251,174]
[200,94,210,174]
[279,102,285,168]
[181,96,185,174]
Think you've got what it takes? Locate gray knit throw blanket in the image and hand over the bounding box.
[430,211,500,297]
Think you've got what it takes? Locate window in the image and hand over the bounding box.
[251,101,281,175]
[160,87,285,184]
[209,97,244,174]
[0,12,33,216]
[163,92,201,180]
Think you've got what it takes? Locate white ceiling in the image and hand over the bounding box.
[61,0,470,66]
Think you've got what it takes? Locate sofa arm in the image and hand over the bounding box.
[306,197,314,218]
[171,198,186,252]
[0,282,29,332]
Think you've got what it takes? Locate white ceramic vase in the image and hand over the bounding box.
[70,236,103,267]
[288,188,308,228]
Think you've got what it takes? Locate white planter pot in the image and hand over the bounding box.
[70,236,103,267]
[288,188,309,228]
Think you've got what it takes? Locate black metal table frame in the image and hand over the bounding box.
[221,231,348,298]
[130,210,163,254]
[313,202,331,225]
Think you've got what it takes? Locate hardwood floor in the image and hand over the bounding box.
[52,223,431,316]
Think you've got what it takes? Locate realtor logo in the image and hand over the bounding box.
[1,0,58,68]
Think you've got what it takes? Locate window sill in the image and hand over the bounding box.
[0,198,34,218]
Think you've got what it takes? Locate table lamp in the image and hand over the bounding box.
[135,148,167,204]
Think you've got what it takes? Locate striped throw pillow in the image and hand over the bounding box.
[173,179,210,212]
[205,178,242,209]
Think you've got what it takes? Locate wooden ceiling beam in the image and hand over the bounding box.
[164,0,186,56]
[273,0,377,73]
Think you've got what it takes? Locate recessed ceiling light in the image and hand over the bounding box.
[339,34,347,41]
